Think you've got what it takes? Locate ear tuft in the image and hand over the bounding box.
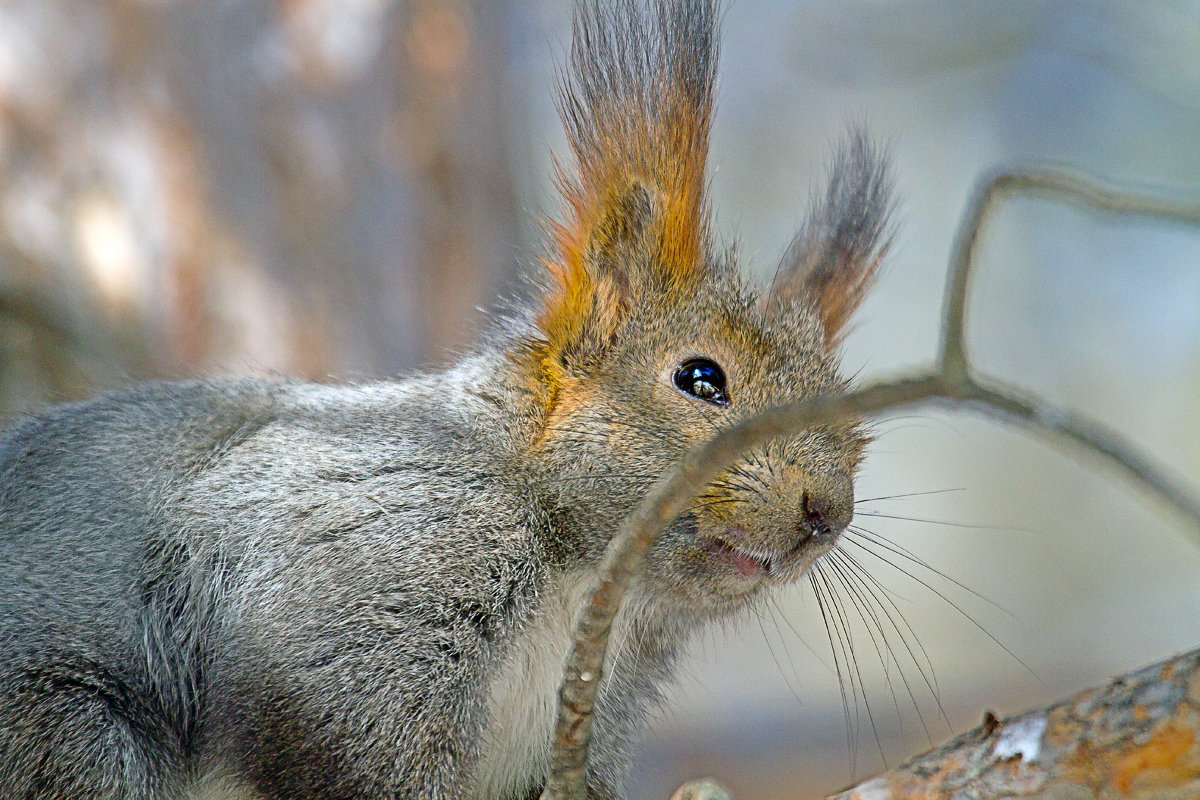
[591,181,657,269]
[534,0,720,378]
[547,0,718,295]
[771,131,893,344]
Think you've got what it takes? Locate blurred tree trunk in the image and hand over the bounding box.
[0,0,525,421]
[398,0,522,365]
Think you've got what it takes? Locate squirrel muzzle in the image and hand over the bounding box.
[695,459,855,590]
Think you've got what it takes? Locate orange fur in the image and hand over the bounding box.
[537,14,715,361]
[813,251,884,347]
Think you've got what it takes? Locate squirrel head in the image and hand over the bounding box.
[513,0,891,616]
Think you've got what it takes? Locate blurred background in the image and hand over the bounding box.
[2,1,1199,797]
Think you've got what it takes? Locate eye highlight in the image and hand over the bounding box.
[673,358,729,406]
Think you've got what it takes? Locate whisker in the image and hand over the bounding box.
[710,479,759,496]
[682,498,740,514]
[853,510,1026,532]
[809,567,856,770]
[855,488,965,504]
[549,474,659,482]
[765,594,836,677]
[752,608,806,707]
[824,553,908,731]
[828,549,944,746]
[842,535,1040,682]
[845,528,1014,617]
[831,550,948,741]
[816,561,886,767]
[836,550,943,703]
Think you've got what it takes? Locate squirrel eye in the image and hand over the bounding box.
[672,358,729,406]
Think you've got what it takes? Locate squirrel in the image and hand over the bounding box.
[0,1,891,798]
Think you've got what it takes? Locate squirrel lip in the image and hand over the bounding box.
[706,528,831,585]
[706,535,771,580]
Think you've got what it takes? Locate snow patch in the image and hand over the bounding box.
[993,714,1047,762]
[850,777,892,800]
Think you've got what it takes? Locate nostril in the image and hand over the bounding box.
[799,490,836,541]
[805,507,832,538]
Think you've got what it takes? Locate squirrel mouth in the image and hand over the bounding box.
[706,536,770,580]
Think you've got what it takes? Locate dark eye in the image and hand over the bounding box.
[672,358,729,406]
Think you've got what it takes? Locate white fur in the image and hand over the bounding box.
[470,570,634,800]
[179,767,261,800]
[181,569,637,800]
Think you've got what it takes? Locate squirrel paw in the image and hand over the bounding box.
[669,777,733,800]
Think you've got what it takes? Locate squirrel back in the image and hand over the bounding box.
[0,1,891,798]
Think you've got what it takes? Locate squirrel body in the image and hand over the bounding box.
[0,1,892,798]
[0,365,659,798]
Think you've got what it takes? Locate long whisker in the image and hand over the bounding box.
[830,550,948,741]
[681,498,740,514]
[765,594,836,677]
[752,608,806,707]
[809,567,856,770]
[815,560,886,767]
[842,534,1040,681]
[548,474,659,482]
[823,552,908,731]
[845,527,1014,617]
[855,488,965,504]
[853,510,1026,531]
[836,549,944,704]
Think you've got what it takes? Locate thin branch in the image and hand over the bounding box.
[940,166,1200,378]
[962,375,1200,530]
[542,165,1200,800]
[542,374,947,799]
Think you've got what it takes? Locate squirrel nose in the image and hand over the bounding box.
[797,476,853,545]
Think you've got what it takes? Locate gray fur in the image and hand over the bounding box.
[559,0,718,173]
[0,352,695,799]
[771,131,894,338]
[0,1,893,798]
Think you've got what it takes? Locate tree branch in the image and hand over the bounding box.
[940,167,1200,379]
[828,646,1200,799]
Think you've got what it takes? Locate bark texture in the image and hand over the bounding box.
[828,647,1200,800]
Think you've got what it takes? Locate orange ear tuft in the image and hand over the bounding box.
[535,234,624,378]
[536,0,718,367]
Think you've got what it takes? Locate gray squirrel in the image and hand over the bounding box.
[0,1,891,798]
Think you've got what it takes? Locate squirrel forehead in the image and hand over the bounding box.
[615,285,837,381]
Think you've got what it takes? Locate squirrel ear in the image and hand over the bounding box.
[537,181,656,374]
[535,0,719,373]
[770,133,893,345]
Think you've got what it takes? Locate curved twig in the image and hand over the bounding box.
[940,166,1200,377]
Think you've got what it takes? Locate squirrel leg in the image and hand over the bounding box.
[205,597,499,799]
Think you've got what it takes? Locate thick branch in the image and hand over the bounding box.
[828,646,1200,799]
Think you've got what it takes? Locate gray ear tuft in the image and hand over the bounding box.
[770,131,893,343]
